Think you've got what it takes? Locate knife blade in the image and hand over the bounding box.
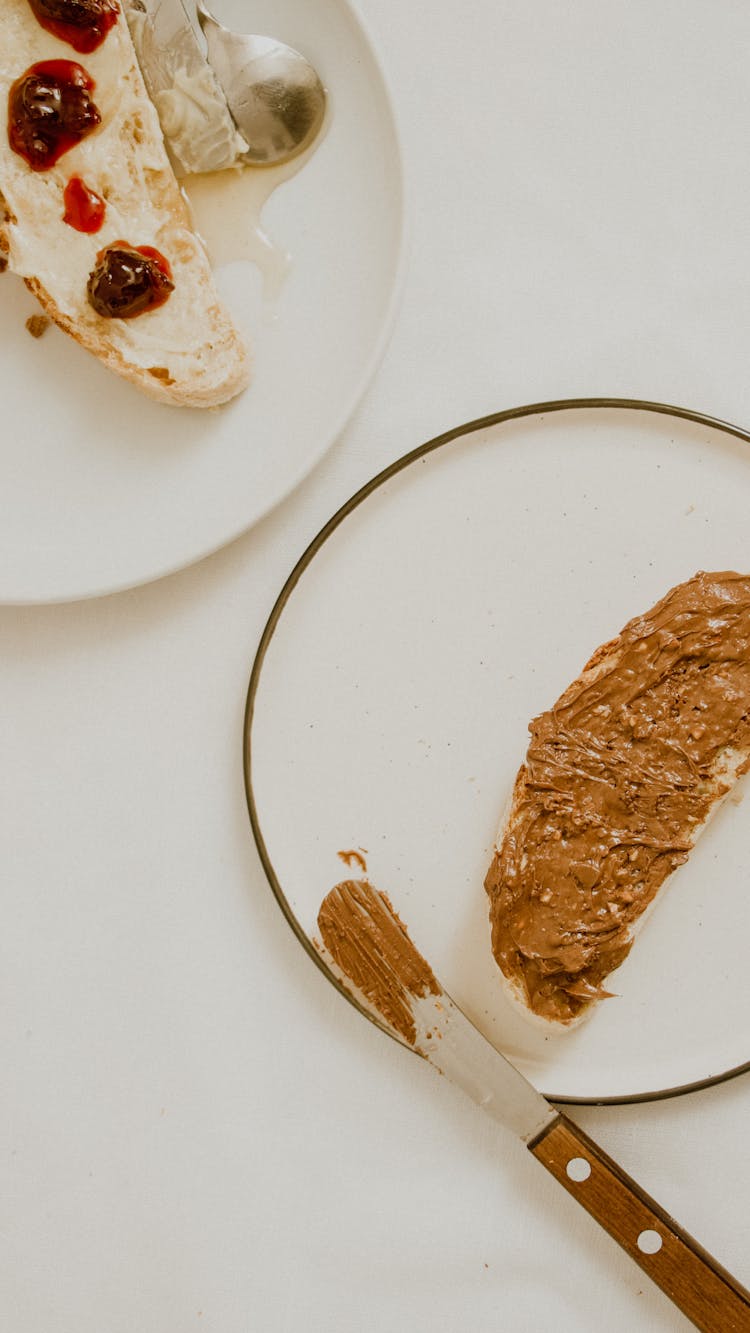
[125,0,249,176]
[317,878,750,1333]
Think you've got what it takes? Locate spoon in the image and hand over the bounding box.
[195,0,327,166]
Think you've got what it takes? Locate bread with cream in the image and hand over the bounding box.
[0,0,250,407]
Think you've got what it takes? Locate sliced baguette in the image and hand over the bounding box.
[484,570,750,1028]
[0,0,250,406]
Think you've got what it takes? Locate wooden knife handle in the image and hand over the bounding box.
[529,1114,750,1332]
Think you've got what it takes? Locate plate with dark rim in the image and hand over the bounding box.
[244,398,750,1104]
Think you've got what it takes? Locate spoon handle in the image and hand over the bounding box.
[195,0,221,33]
[530,1114,750,1333]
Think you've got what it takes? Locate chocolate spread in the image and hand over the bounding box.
[318,880,439,1044]
[337,848,368,874]
[485,571,750,1024]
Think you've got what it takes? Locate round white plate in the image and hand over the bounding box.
[0,0,404,604]
[245,400,750,1103]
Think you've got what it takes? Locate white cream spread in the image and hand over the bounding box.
[0,0,249,387]
[127,2,248,176]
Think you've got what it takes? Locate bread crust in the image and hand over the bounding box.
[23,272,249,407]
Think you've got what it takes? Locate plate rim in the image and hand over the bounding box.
[3,0,408,607]
[243,395,750,1106]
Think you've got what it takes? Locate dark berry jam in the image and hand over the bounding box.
[63,175,105,232]
[87,243,174,319]
[26,0,119,53]
[8,61,101,171]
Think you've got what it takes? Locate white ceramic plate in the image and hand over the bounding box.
[0,0,404,604]
[246,399,750,1103]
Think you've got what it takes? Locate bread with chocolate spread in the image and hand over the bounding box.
[484,571,750,1027]
[0,0,250,406]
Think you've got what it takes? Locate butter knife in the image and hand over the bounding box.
[317,879,750,1333]
[126,0,249,175]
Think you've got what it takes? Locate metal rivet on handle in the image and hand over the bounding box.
[566,1157,592,1182]
[637,1230,663,1254]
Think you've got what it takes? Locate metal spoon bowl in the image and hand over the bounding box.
[196,0,327,166]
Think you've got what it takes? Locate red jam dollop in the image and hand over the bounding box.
[87,243,174,318]
[26,0,119,54]
[63,175,106,232]
[8,61,101,171]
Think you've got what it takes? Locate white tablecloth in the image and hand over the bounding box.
[3,2,749,1329]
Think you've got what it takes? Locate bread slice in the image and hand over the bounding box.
[484,570,750,1028]
[0,0,250,406]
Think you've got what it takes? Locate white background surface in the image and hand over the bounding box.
[3,1,750,1330]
